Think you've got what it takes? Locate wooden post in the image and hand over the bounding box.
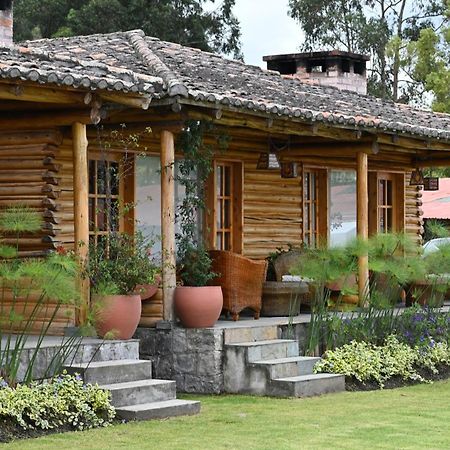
[357,151,369,305]
[161,130,177,321]
[72,122,90,325]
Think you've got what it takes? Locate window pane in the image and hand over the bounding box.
[387,208,393,232]
[96,198,106,231]
[89,198,95,231]
[329,170,357,247]
[97,161,106,195]
[387,180,393,206]
[224,232,231,250]
[224,199,231,228]
[216,166,223,196]
[224,166,231,196]
[109,162,120,196]
[89,160,96,195]
[378,180,385,205]
[136,155,162,255]
[217,200,222,229]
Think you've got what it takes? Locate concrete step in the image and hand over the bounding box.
[226,339,299,362]
[100,379,176,407]
[270,373,345,397]
[64,359,152,385]
[116,399,201,421]
[251,356,320,379]
[71,339,140,364]
[224,325,279,344]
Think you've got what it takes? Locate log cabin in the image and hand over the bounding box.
[0,4,450,334]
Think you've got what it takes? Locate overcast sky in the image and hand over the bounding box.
[232,0,304,67]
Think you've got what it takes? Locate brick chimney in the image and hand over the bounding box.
[263,50,370,95]
[0,0,13,46]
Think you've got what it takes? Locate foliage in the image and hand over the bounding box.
[397,305,450,347]
[315,335,450,387]
[288,0,447,102]
[0,373,115,432]
[0,206,81,386]
[175,121,223,287]
[87,231,159,296]
[404,1,450,112]
[424,219,450,242]
[292,232,450,354]
[14,0,242,59]
[178,243,217,287]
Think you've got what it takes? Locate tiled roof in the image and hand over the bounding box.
[3,29,450,141]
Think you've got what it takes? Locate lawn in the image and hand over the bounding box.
[5,381,450,450]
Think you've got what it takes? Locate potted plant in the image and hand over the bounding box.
[88,231,159,339]
[173,121,223,328]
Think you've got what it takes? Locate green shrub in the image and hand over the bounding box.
[0,373,115,431]
[315,335,450,388]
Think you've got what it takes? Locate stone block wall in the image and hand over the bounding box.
[135,326,225,394]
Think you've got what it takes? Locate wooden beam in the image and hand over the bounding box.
[160,130,177,321]
[357,151,369,306]
[0,82,87,104]
[72,122,90,325]
[100,92,152,110]
[0,109,106,130]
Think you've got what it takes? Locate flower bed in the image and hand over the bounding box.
[0,373,115,443]
[315,335,450,390]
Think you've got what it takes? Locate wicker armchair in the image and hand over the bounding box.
[209,250,268,321]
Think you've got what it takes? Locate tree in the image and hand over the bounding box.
[14,0,242,59]
[405,1,449,112]
[288,0,447,102]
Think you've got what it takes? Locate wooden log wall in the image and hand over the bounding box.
[0,129,75,335]
[405,177,424,246]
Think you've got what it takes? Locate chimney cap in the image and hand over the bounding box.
[263,50,370,63]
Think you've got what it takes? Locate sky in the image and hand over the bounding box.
[231,0,304,67]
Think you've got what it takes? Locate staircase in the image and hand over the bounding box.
[64,340,200,421]
[223,325,344,397]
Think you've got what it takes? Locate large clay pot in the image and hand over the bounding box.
[174,286,223,328]
[93,294,142,339]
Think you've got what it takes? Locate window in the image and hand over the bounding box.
[88,156,122,246]
[206,161,243,253]
[368,172,405,235]
[378,177,394,233]
[303,168,328,248]
[329,170,357,247]
[303,170,319,247]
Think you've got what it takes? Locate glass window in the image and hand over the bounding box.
[329,170,357,247]
[303,170,319,247]
[136,155,202,257]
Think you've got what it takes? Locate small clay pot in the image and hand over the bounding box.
[174,286,223,328]
[135,274,161,301]
[93,294,142,340]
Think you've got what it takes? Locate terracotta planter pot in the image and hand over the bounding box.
[93,294,142,340]
[135,275,161,301]
[174,286,223,328]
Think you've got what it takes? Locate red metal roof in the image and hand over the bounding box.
[422,178,450,219]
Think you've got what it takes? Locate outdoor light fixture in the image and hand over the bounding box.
[409,168,424,186]
[256,151,280,170]
[256,136,290,171]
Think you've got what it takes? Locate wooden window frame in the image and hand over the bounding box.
[206,160,243,253]
[88,152,135,245]
[368,171,405,235]
[302,167,328,247]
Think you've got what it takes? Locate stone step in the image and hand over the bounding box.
[64,359,152,385]
[251,356,320,379]
[71,339,140,364]
[224,325,279,344]
[270,373,345,398]
[115,399,201,421]
[100,379,176,407]
[226,339,299,362]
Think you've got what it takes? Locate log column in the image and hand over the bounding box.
[72,122,90,325]
[161,130,177,321]
[357,151,369,305]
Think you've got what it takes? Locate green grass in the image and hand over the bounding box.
[6,381,450,450]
